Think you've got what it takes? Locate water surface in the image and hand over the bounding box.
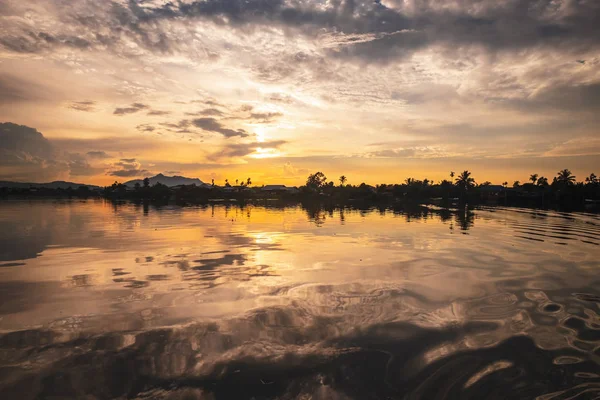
[1,200,599,399]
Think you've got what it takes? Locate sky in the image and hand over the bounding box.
[0,0,599,186]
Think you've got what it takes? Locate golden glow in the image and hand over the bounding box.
[0,0,598,186]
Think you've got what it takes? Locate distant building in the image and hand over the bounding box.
[261,185,299,194]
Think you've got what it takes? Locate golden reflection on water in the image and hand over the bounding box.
[1,200,600,399]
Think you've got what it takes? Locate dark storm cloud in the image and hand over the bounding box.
[2,1,599,63]
[0,122,65,181]
[0,123,163,181]
[113,103,149,115]
[192,118,249,138]
[0,122,54,158]
[69,101,96,112]
[208,139,287,161]
[134,0,600,60]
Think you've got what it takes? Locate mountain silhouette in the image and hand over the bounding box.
[0,180,101,190]
[124,173,205,187]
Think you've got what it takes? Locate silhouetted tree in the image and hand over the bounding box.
[585,173,598,185]
[143,177,150,188]
[529,174,538,184]
[537,177,548,186]
[134,182,141,190]
[513,181,520,188]
[211,178,215,186]
[246,177,252,186]
[339,175,347,186]
[450,171,455,179]
[480,181,492,187]
[236,179,239,186]
[556,169,576,186]
[455,170,475,191]
[225,179,231,187]
[306,172,327,189]
[502,181,508,188]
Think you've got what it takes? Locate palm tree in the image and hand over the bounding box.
[450,171,455,179]
[502,181,508,188]
[585,173,598,185]
[537,177,548,186]
[339,175,347,186]
[529,174,538,184]
[556,169,576,185]
[513,181,520,188]
[225,179,231,187]
[455,170,475,191]
[211,178,215,187]
[235,179,239,186]
[246,177,252,186]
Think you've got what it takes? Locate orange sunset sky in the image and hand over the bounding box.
[1,0,599,186]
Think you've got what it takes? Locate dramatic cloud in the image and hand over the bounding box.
[2,0,597,63]
[113,103,149,116]
[0,122,65,181]
[109,158,151,177]
[1,0,599,185]
[192,118,249,138]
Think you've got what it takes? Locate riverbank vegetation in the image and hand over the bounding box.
[2,169,599,211]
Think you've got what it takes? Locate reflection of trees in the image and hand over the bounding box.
[438,208,452,223]
[297,202,475,230]
[121,200,478,231]
[303,203,328,226]
[455,207,475,231]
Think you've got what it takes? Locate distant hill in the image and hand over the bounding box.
[124,173,206,187]
[0,180,101,190]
